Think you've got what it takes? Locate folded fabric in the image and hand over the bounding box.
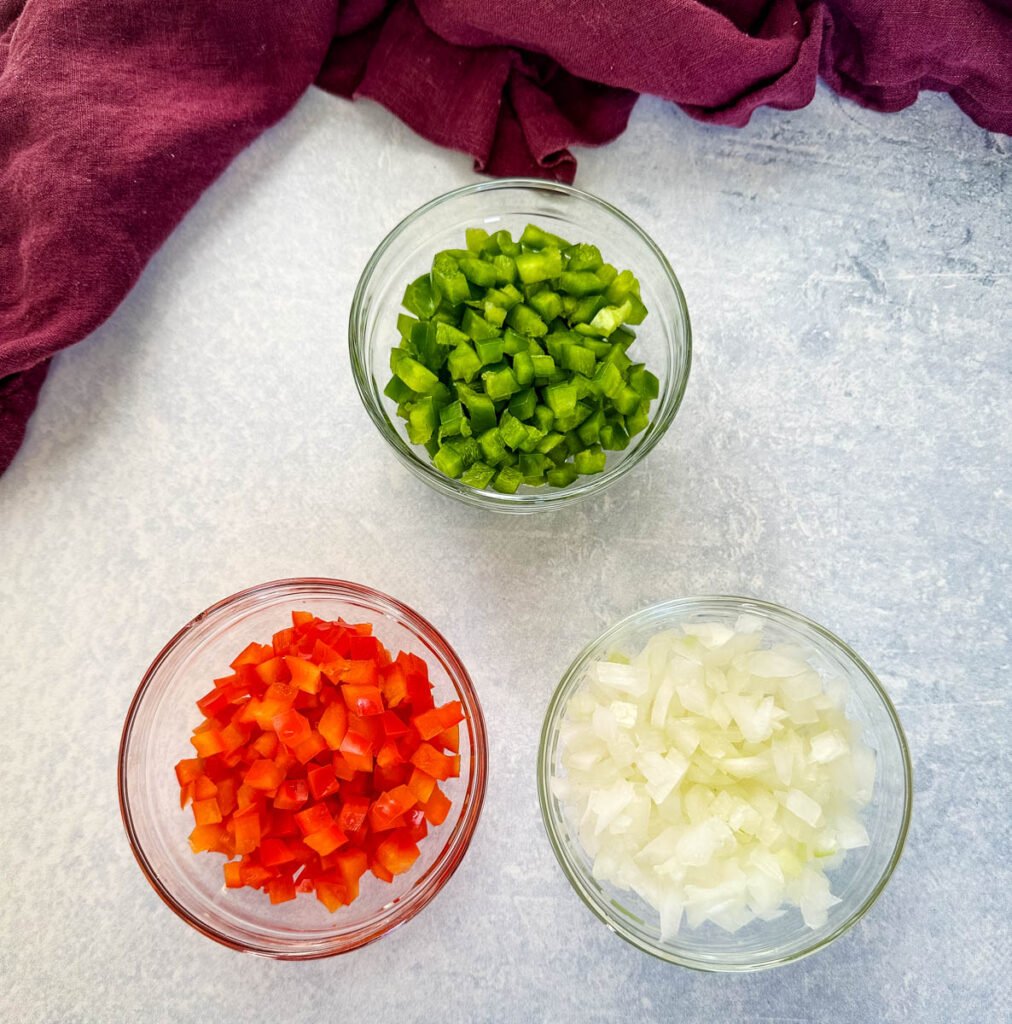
[1,0,1009,475]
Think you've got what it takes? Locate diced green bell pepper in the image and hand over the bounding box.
[574,445,606,474]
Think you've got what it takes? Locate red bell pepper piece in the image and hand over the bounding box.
[284,656,322,694]
[339,731,374,773]
[260,838,296,867]
[303,824,348,857]
[342,684,385,717]
[294,803,335,836]
[369,785,418,832]
[293,732,328,764]
[318,702,348,750]
[422,785,452,826]
[307,763,339,800]
[375,832,421,876]
[409,742,457,781]
[244,759,284,791]
[273,779,308,811]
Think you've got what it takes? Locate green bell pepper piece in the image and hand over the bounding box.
[515,249,563,285]
[574,445,606,475]
[544,382,578,416]
[447,343,482,383]
[513,351,535,387]
[506,303,548,337]
[532,405,555,433]
[478,427,508,465]
[613,385,642,416]
[394,355,440,395]
[547,463,579,487]
[466,227,489,253]
[561,344,596,377]
[460,258,498,288]
[531,353,556,378]
[476,337,505,365]
[482,366,520,401]
[600,421,630,450]
[492,465,525,494]
[407,398,438,445]
[460,460,496,489]
[519,224,570,250]
[629,364,660,399]
[564,243,603,272]
[433,444,464,478]
[431,253,471,305]
[528,289,563,322]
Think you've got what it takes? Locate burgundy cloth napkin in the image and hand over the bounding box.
[1,0,1009,475]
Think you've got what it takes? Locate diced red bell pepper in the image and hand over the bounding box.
[342,660,378,686]
[375,832,421,876]
[273,779,308,811]
[251,732,279,759]
[336,795,370,834]
[192,797,222,826]
[369,785,418,832]
[254,656,288,686]
[409,742,458,781]
[370,860,394,883]
[177,612,462,911]
[422,785,452,826]
[196,687,230,720]
[342,684,385,717]
[230,641,273,670]
[294,803,335,836]
[260,838,296,867]
[331,753,357,781]
[285,656,322,694]
[317,702,348,750]
[307,763,339,800]
[233,805,261,855]
[315,881,346,912]
[381,710,410,738]
[294,732,328,764]
[339,731,374,773]
[191,730,226,758]
[380,663,408,708]
[267,876,296,904]
[189,823,227,854]
[404,807,428,843]
[303,824,348,856]
[272,708,312,749]
[216,778,237,816]
[407,767,436,804]
[175,758,204,786]
[244,759,284,791]
[376,741,404,769]
[272,627,296,654]
[436,723,460,753]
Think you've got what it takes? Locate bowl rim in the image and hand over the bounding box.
[536,594,913,972]
[118,577,488,960]
[348,177,692,513]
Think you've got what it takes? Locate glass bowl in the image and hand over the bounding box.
[349,179,691,513]
[119,578,488,959]
[537,596,912,971]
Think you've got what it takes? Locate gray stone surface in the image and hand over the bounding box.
[1,84,1009,1023]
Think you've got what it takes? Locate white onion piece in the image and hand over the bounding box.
[556,621,875,936]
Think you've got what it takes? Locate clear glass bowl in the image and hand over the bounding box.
[537,596,912,971]
[119,578,488,959]
[349,179,691,513]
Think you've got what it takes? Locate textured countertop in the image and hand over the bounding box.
[1,85,1009,1024]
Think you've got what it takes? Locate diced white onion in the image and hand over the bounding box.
[556,620,876,936]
